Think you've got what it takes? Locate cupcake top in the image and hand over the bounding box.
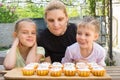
[37,65,49,70]
[77,68,90,71]
[64,66,76,71]
[87,62,98,67]
[92,66,105,71]
[40,62,51,68]
[25,63,39,69]
[50,67,62,71]
[63,62,75,67]
[76,62,88,69]
[51,62,63,68]
[23,66,34,70]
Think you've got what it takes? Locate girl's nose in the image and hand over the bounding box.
[80,35,86,39]
[28,33,32,36]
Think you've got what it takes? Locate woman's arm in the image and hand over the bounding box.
[3,38,19,70]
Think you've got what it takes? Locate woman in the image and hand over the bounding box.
[37,0,77,63]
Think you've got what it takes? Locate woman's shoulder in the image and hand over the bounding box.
[68,23,77,29]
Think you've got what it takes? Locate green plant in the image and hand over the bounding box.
[0,3,18,23]
[105,57,116,66]
[16,3,44,18]
[0,47,9,51]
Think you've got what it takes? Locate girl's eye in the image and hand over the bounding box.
[85,33,90,36]
[22,32,27,34]
[32,32,36,35]
[77,32,82,35]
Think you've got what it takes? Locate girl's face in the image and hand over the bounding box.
[16,22,36,47]
[76,25,98,49]
[45,9,68,36]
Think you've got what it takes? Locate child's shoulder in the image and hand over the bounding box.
[68,42,78,49]
[93,42,105,51]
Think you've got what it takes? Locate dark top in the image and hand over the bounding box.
[37,23,77,63]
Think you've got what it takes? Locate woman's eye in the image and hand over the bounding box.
[48,19,54,22]
[58,18,64,21]
[85,33,90,36]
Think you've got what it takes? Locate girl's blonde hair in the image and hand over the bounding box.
[45,0,68,18]
[14,18,36,32]
[77,16,100,33]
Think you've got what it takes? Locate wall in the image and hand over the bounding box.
[0,23,15,47]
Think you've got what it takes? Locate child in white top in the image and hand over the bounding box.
[62,17,106,66]
[4,18,45,70]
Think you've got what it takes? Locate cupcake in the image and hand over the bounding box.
[77,68,90,77]
[50,67,62,77]
[22,66,35,76]
[63,66,76,76]
[91,66,106,76]
[36,65,49,76]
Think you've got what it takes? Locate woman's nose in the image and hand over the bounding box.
[54,20,59,27]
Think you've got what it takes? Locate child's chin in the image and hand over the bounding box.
[27,44,34,47]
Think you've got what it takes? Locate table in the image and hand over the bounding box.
[105,66,120,80]
[0,66,120,80]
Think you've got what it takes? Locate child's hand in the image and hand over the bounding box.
[26,42,37,64]
[12,38,19,47]
[31,42,37,51]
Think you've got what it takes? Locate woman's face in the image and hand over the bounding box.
[45,9,68,36]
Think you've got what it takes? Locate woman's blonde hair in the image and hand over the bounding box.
[45,0,68,18]
[14,18,36,32]
[77,16,100,33]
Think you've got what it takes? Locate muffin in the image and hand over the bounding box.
[91,66,106,76]
[36,65,49,76]
[22,66,35,76]
[63,66,76,76]
[77,68,90,77]
[50,67,62,77]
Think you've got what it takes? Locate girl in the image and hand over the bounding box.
[3,18,45,70]
[62,17,106,66]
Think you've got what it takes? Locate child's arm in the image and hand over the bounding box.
[3,38,19,70]
[26,43,45,64]
[61,47,73,64]
[97,49,106,66]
